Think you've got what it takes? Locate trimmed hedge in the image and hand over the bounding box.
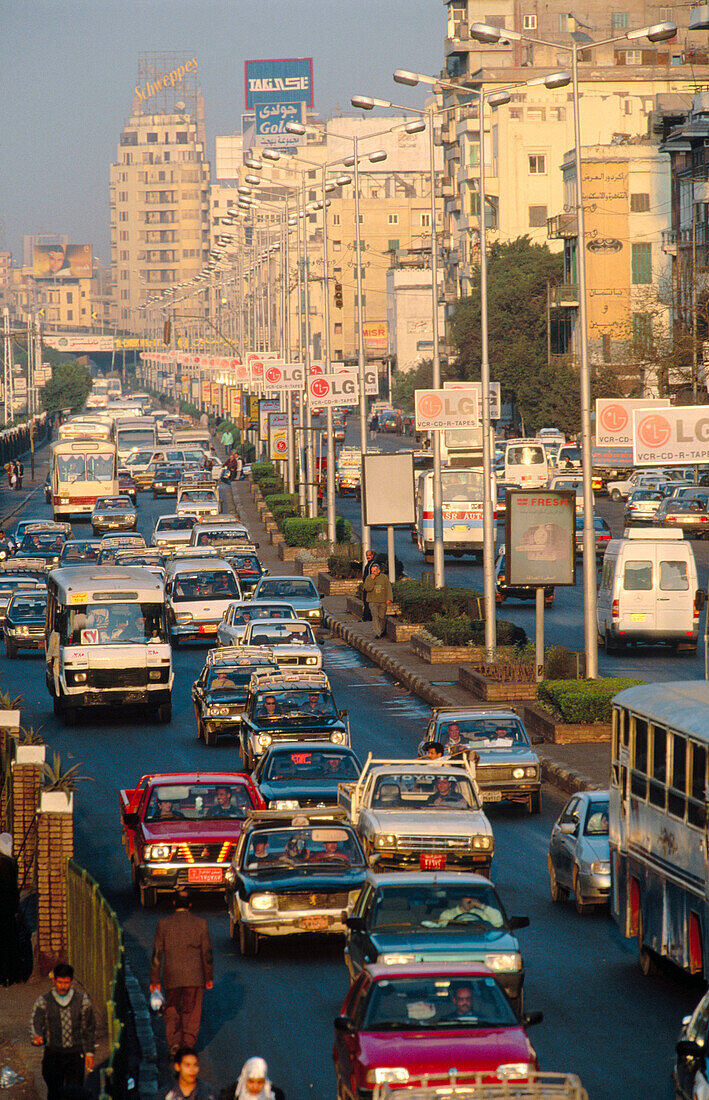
[251,462,277,481]
[256,477,284,496]
[328,553,361,579]
[265,494,299,510]
[282,516,352,546]
[392,580,485,624]
[428,612,526,648]
[537,677,646,724]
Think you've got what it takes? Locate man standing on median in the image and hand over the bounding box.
[150,891,214,1056]
[30,962,96,1100]
[363,562,393,640]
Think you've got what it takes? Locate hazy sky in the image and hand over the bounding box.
[1,0,442,262]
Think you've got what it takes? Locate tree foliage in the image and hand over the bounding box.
[449,237,581,433]
[41,360,93,414]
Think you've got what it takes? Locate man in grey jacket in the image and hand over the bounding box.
[30,962,96,1100]
[150,892,214,1055]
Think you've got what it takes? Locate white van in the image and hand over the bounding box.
[597,529,704,652]
[504,439,548,488]
[165,557,242,646]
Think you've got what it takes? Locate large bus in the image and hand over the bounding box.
[610,681,709,978]
[115,417,157,463]
[503,438,549,488]
[107,378,122,399]
[45,565,173,723]
[415,467,491,563]
[58,417,113,443]
[86,379,109,410]
[51,439,118,520]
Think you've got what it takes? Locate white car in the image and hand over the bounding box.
[151,514,199,548]
[608,471,672,502]
[176,485,220,519]
[241,617,322,669]
[217,600,297,647]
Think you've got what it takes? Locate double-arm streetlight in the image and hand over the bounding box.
[462,18,676,677]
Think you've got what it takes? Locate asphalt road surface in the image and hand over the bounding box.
[4,473,701,1100]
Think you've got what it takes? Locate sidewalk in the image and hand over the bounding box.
[0,442,52,531]
[230,478,610,796]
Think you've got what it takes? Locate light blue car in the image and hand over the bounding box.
[253,575,323,627]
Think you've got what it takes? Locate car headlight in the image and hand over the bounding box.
[257,733,272,748]
[250,892,277,911]
[380,953,416,965]
[512,767,525,779]
[224,866,236,887]
[591,861,611,874]
[175,613,193,623]
[145,845,171,861]
[148,670,162,681]
[307,609,320,618]
[498,1064,534,1081]
[485,952,522,972]
[270,799,300,810]
[473,836,492,850]
[525,766,537,778]
[305,657,319,665]
[366,1068,410,1085]
[330,730,346,744]
[16,626,29,636]
[374,834,396,849]
[73,671,87,684]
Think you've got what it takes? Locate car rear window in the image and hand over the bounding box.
[660,560,689,591]
[623,560,652,591]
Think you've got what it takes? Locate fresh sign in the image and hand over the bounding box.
[595,398,669,446]
[632,405,709,465]
[414,387,479,431]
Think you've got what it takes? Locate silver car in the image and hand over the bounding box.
[151,513,199,548]
[252,576,323,627]
[90,495,137,535]
[217,600,296,647]
[548,790,610,914]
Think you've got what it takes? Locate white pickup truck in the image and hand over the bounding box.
[338,755,494,875]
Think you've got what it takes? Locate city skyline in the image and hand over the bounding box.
[1,0,439,261]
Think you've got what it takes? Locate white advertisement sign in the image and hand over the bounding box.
[44,334,115,353]
[596,398,670,446]
[263,361,305,392]
[331,362,379,396]
[308,373,359,409]
[632,405,709,465]
[444,380,501,421]
[414,387,479,431]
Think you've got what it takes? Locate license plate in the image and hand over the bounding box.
[187,866,223,884]
[420,853,446,871]
[167,486,175,492]
[301,915,329,931]
[198,624,218,633]
[482,790,503,802]
[630,613,646,623]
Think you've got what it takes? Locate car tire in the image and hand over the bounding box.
[573,867,589,914]
[604,629,617,654]
[238,921,258,956]
[130,860,140,895]
[529,790,542,815]
[228,911,238,941]
[53,695,61,716]
[509,990,523,1016]
[548,856,569,903]
[638,912,658,976]
[196,717,204,742]
[139,883,157,908]
[5,641,16,660]
[157,702,172,724]
[611,489,622,502]
[204,726,217,747]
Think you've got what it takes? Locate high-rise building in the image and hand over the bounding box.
[110,54,211,333]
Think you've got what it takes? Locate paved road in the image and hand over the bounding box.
[4,481,701,1099]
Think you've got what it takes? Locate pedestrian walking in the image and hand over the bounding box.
[363,561,393,639]
[223,1056,285,1100]
[369,413,379,442]
[360,549,376,623]
[30,962,96,1100]
[164,1048,216,1100]
[16,460,23,490]
[150,891,214,1056]
[3,462,11,488]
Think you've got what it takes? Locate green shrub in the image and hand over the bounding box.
[283,517,329,546]
[272,505,300,524]
[393,580,485,623]
[251,462,277,481]
[537,677,645,724]
[265,493,298,509]
[328,553,361,579]
[256,477,284,496]
[336,517,352,543]
[427,613,526,648]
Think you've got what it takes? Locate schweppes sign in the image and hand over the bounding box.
[135,57,198,103]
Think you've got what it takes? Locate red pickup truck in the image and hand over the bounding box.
[120,771,264,907]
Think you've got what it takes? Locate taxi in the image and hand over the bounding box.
[217,600,296,647]
[239,669,350,769]
[192,646,279,746]
[241,617,322,668]
[176,483,220,520]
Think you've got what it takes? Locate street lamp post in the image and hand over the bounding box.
[466,19,676,677]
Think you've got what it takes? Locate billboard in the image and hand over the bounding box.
[595,398,670,447]
[414,387,478,431]
[308,373,359,409]
[331,362,379,396]
[259,398,280,440]
[632,405,709,466]
[444,380,501,421]
[505,489,576,587]
[254,102,306,148]
[245,58,314,109]
[269,412,289,461]
[263,362,306,392]
[363,321,388,354]
[44,333,112,353]
[362,452,415,527]
[33,244,92,279]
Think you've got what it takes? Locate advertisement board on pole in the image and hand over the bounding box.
[632,405,709,466]
[263,362,306,392]
[307,373,359,409]
[596,397,670,446]
[259,398,280,440]
[444,380,501,421]
[414,387,479,431]
[268,412,289,461]
[505,489,576,587]
[254,102,305,148]
[33,244,93,280]
[331,362,379,396]
[244,58,314,109]
[362,452,415,527]
[363,321,388,354]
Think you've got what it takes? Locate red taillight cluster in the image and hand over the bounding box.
[612,599,619,619]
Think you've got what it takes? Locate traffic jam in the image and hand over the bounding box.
[8,395,709,1100]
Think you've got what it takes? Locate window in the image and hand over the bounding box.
[631,193,650,212]
[558,13,570,31]
[552,107,566,121]
[176,132,188,144]
[308,190,317,202]
[528,154,547,175]
[147,132,158,143]
[612,11,629,28]
[623,49,643,64]
[388,239,400,251]
[689,741,707,827]
[529,205,548,227]
[649,725,667,808]
[527,108,545,122]
[67,311,73,321]
[334,323,342,334]
[632,312,653,352]
[470,192,481,216]
[623,560,652,590]
[660,6,674,18]
[660,560,689,591]
[632,242,652,284]
[333,240,341,252]
[332,213,341,226]
[523,14,537,28]
[631,717,648,798]
[421,212,431,228]
[669,733,687,819]
[388,214,399,225]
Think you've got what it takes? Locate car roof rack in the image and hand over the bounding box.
[205,645,276,665]
[430,704,519,717]
[245,806,348,824]
[248,668,330,689]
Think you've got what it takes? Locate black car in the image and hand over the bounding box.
[253,742,362,809]
[192,647,279,746]
[239,670,350,770]
[44,471,51,504]
[15,531,67,568]
[3,590,48,657]
[152,463,183,498]
[224,808,367,954]
[223,547,266,597]
[674,988,709,1098]
[495,549,554,608]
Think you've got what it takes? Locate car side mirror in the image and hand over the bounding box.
[340,709,349,719]
[696,589,706,611]
[123,810,139,829]
[559,822,577,836]
[346,915,366,932]
[531,735,544,746]
[522,1010,543,1027]
[677,1039,704,1059]
[334,1015,355,1033]
[509,915,530,930]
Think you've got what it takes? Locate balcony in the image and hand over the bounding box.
[547,213,577,240]
[551,284,579,307]
[662,228,678,255]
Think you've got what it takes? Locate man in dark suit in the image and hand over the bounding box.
[150,892,213,1055]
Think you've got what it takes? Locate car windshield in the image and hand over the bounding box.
[363,975,517,1031]
[258,579,317,600]
[155,465,180,477]
[60,542,100,563]
[146,782,253,821]
[584,800,609,836]
[125,450,154,466]
[438,718,529,749]
[263,748,359,781]
[233,605,294,625]
[172,571,239,600]
[9,595,47,620]
[370,772,478,810]
[369,884,506,931]
[442,470,484,502]
[195,529,246,545]
[96,497,132,511]
[180,490,217,503]
[206,667,254,692]
[255,689,337,718]
[244,825,364,870]
[248,622,315,646]
[507,445,544,466]
[21,533,65,551]
[59,601,167,645]
[231,555,261,572]
[158,516,196,531]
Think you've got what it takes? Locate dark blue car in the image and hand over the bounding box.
[253,742,362,809]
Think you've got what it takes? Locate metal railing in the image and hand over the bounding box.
[550,284,579,307]
[67,861,137,1100]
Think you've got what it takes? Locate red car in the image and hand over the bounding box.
[120,771,265,908]
[333,961,542,1097]
[118,468,137,504]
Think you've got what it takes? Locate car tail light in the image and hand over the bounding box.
[612,599,619,619]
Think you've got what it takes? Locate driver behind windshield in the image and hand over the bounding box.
[437,892,503,927]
